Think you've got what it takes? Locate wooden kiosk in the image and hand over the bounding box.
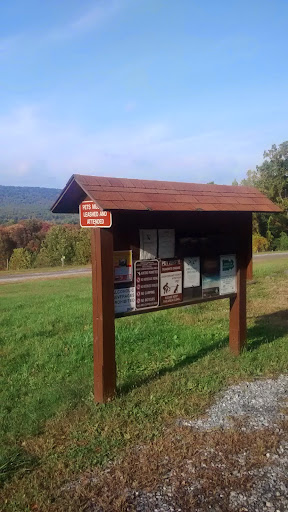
[52,175,280,403]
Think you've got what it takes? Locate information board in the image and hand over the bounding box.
[160,259,183,305]
[135,260,159,309]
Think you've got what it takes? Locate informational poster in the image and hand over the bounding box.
[113,250,133,283]
[158,229,175,259]
[160,259,183,306]
[183,256,200,288]
[135,260,159,309]
[220,254,237,295]
[114,287,135,314]
[139,229,157,260]
[202,258,220,298]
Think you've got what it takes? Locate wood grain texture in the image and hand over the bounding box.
[91,228,116,403]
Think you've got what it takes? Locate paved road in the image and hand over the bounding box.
[0,252,287,284]
[0,267,91,284]
[253,251,288,260]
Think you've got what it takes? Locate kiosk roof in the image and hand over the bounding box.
[51,174,281,214]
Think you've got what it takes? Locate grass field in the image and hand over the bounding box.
[1,258,288,511]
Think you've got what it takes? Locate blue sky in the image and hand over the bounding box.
[0,0,288,188]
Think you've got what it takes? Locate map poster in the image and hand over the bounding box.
[160,259,183,306]
[135,260,159,309]
[113,250,133,283]
[114,287,135,314]
[220,254,237,295]
[183,256,200,288]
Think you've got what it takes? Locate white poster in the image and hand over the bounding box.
[158,229,175,259]
[114,287,135,314]
[139,229,157,260]
[160,270,182,305]
[220,254,237,295]
[183,256,200,288]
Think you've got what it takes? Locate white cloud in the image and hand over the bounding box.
[48,0,124,41]
[0,104,266,187]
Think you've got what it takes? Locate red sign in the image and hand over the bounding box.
[135,260,159,309]
[79,200,112,228]
[160,259,183,305]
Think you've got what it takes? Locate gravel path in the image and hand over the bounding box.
[179,374,288,432]
[130,375,288,512]
[63,375,288,512]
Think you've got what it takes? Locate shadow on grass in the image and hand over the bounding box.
[247,309,288,352]
[119,309,288,395]
[118,334,229,395]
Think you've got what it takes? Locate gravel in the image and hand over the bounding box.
[179,374,288,431]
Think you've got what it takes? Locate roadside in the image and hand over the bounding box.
[0,252,287,284]
[0,265,91,283]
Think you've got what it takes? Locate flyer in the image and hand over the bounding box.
[202,257,220,298]
[220,254,237,295]
[139,229,157,260]
[160,259,183,305]
[114,287,135,314]
[183,256,200,288]
[158,229,175,259]
[135,259,159,309]
[113,250,133,283]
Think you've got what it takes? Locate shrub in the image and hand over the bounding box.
[33,248,51,268]
[9,248,32,270]
[275,232,288,251]
[40,225,77,266]
[252,234,269,253]
[74,229,91,265]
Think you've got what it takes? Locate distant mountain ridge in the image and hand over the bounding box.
[0,185,77,224]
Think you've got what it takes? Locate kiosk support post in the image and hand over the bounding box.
[246,213,253,281]
[229,262,247,355]
[229,217,250,355]
[91,228,116,403]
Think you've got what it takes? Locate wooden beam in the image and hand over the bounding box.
[91,228,116,403]
[229,263,247,355]
[246,213,253,280]
[229,216,249,355]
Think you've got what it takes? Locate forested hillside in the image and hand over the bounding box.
[0,185,77,224]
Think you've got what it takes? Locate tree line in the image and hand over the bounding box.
[233,141,288,252]
[0,220,91,270]
[1,141,287,270]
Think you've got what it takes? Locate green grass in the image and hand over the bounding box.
[0,258,288,510]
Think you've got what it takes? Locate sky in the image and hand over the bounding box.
[0,0,288,188]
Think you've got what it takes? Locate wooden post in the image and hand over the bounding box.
[91,228,116,403]
[229,263,247,355]
[246,214,253,280]
[229,216,249,355]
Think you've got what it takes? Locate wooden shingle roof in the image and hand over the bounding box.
[51,174,281,214]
